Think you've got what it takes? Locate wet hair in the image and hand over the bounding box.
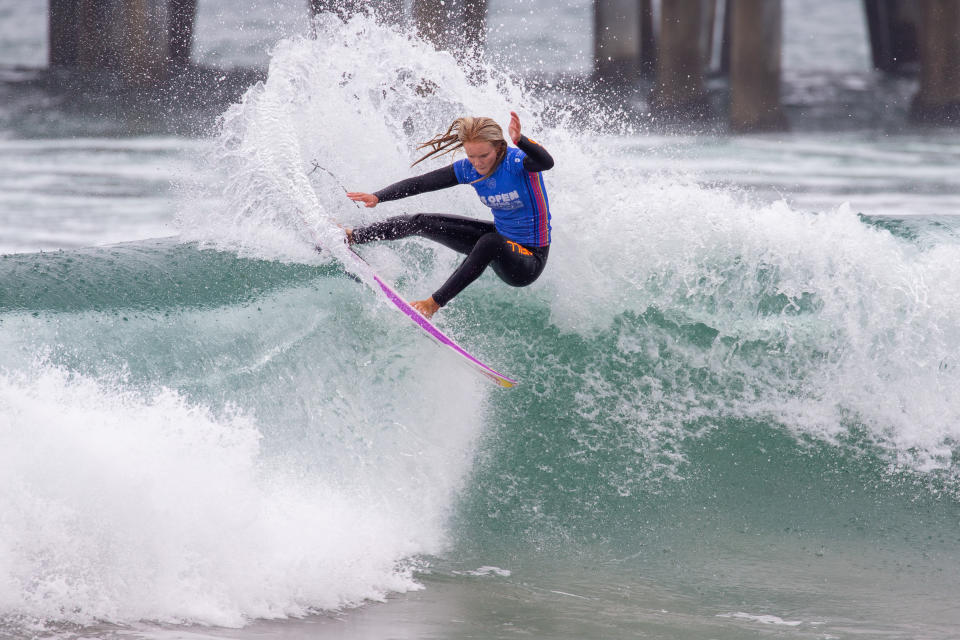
[412,117,508,182]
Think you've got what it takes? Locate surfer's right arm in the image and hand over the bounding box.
[347,166,458,208]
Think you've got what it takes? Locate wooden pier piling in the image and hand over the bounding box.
[410,0,447,50]
[593,0,656,83]
[910,0,960,124]
[42,0,960,129]
[450,0,489,57]
[410,0,488,55]
[168,0,196,68]
[728,0,787,132]
[649,0,714,120]
[863,0,920,73]
[48,0,79,68]
[48,0,197,84]
[309,0,403,24]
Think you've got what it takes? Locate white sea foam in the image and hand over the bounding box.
[544,143,960,473]
[177,12,960,481]
[7,4,960,638]
[177,11,528,267]
[0,363,472,627]
[454,566,512,577]
[718,612,804,626]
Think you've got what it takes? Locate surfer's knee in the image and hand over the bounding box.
[474,232,503,256]
[399,213,433,236]
[408,213,448,233]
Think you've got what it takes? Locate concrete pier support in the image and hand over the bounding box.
[49,0,80,67]
[717,0,731,76]
[649,0,714,120]
[411,0,488,55]
[168,0,196,68]
[911,0,960,123]
[593,0,656,83]
[308,0,403,24]
[729,0,786,132]
[309,0,362,20]
[48,0,197,84]
[863,0,920,73]
[410,0,445,49]
[450,0,488,57]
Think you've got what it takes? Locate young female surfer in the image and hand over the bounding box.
[346,111,553,318]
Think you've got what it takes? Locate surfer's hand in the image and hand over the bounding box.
[411,297,440,318]
[509,111,521,144]
[347,192,379,208]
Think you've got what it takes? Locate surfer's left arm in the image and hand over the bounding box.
[508,111,553,172]
[517,136,554,172]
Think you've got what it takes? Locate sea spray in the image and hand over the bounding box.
[0,250,487,627]
[178,12,535,262]
[3,9,960,636]
[0,365,429,626]
[182,11,960,496]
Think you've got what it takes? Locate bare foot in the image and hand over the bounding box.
[335,224,354,245]
[410,297,440,318]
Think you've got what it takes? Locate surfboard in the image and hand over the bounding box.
[320,238,517,388]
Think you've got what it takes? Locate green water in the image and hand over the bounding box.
[4,6,960,637]
[3,237,959,638]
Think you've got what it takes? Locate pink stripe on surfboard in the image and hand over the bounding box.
[345,248,517,387]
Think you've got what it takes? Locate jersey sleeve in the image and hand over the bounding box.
[517,135,554,172]
[453,158,474,184]
[506,147,528,177]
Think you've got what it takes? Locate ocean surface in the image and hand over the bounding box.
[2,2,960,639]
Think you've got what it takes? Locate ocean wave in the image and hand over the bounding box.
[4,11,960,629]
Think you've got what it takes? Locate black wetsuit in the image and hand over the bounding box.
[351,135,554,307]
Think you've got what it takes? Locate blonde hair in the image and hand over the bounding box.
[412,117,507,182]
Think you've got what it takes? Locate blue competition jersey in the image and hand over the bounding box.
[453,146,551,247]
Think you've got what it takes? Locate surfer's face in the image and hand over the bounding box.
[463,140,498,175]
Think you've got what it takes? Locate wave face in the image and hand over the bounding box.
[4,12,960,633]
[0,241,487,628]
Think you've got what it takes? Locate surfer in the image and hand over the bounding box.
[346,111,553,318]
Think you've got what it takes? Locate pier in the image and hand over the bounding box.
[44,0,960,129]
[49,0,197,84]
